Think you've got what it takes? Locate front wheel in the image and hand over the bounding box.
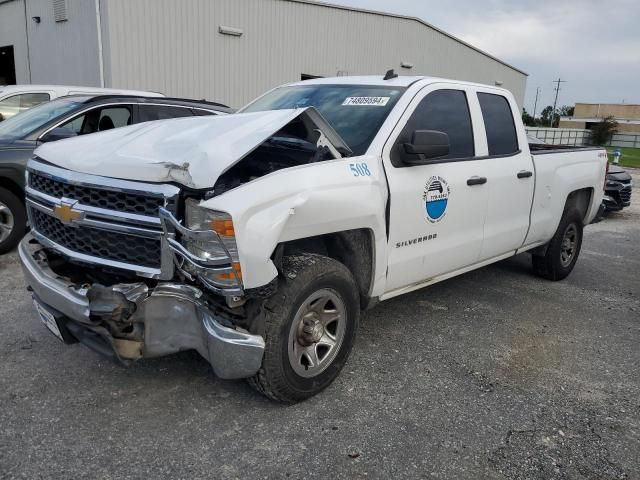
[532,208,583,281]
[248,254,360,403]
[0,187,26,254]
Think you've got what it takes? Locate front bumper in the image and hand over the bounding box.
[604,184,632,210]
[19,236,265,379]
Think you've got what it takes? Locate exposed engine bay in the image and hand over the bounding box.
[212,109,350,196]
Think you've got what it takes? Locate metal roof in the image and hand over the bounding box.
[285,0,528,76]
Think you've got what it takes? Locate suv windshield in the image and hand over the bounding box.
[241,84,405,156]
[0,97,84,140]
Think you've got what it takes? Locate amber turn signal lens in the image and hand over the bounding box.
[211,218,235,237]
[216,262,242,281]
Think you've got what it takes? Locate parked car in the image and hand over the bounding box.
[19,74,607,403]
[0,95,231,252]
[0,84,164,122]
[603,164,633,212]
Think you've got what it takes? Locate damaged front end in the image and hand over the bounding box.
[20,238,265,377]
[20,106,351,374]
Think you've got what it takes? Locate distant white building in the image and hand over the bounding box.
[0,0,527,108]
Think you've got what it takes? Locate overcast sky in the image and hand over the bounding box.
[330,0,640,115]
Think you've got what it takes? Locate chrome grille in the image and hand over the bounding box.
[29,171,165,217]
[25,159,180,279]
[30,208,161,268]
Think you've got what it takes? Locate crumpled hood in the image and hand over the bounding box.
[33,108,348,189]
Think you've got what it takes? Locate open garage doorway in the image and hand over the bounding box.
[0,46,17,85]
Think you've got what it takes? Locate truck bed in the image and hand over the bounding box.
[529,143,602,155]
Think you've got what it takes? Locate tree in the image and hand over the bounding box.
[559,105,575,117]
[540,106,554,127]
[522,108,536,127]
[589,116,618,146]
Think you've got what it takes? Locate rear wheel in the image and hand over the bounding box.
[532,208,583,281]
[248,254,359,403]
[0,187,26,254]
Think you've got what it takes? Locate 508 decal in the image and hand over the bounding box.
[349,163,371,177]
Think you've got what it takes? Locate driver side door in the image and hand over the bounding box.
[382,84,490,295]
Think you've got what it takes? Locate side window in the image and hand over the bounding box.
[58,106,132,135]
[477,93,519,156]
[393,89,474,165]
[0,94,21,120]
[138,105,194,122]
[20,93,50,109]
[98,107,131,130]
[64,115,86,134]
[193,109,216,116]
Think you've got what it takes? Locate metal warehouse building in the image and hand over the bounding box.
[0,0,527,108]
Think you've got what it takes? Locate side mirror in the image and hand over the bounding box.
[402,130,450,164]
[40,127,77,143]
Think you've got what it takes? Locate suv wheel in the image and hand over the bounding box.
[0,187,26,254]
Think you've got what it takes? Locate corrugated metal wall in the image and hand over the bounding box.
[0,0,30,83]
[24,0,101,86]
[103,0,527,108]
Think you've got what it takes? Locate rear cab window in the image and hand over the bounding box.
[477,93,519,156]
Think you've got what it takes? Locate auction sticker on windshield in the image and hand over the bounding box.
[342,96,390,106]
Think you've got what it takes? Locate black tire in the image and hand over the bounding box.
[0,187,26,254]
[248,254,360,404]
[532,208,583,281]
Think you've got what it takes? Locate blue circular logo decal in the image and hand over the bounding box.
[423,176,450,223]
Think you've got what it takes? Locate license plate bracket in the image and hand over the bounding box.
[33,299,65,342]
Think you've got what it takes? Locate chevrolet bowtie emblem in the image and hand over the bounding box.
[53,201,84,224]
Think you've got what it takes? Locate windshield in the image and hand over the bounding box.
[0,97,83,140]
[241,84,405,156]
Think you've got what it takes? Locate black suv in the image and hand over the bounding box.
[0,95,231,252]
[604,164,633,212]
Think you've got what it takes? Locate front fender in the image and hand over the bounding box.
[200,156,389,292]
[0,146,34,190]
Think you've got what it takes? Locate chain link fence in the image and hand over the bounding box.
[526,127,640,148]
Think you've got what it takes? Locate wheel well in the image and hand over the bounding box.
[274,229,374,309]
[0,177,24,203]
[564,188,592,224]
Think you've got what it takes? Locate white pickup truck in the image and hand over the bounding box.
[20,74,608,403]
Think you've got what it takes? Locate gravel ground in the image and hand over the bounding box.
[1,172,638,479]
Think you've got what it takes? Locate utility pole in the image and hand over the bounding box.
[551,78,567,128]
[532,87,540,120]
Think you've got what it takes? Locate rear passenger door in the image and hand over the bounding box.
[383,84,490,293]
[473,89,535,261]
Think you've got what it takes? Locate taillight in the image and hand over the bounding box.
[604,155,609,191]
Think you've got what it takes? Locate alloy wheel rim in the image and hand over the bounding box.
[0,201,14,243]
[288,288,346,378]
[560,224,577,267]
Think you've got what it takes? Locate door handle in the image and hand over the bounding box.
[517,170,533,179]
[467,176,487,186]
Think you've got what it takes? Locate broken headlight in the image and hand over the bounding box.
[184,198,242,286]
